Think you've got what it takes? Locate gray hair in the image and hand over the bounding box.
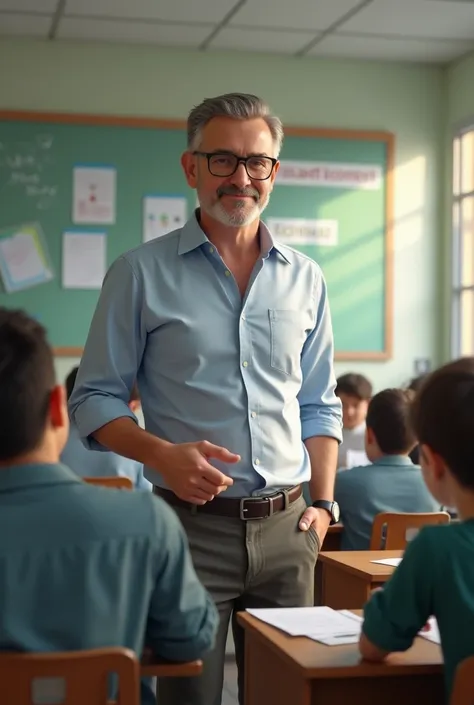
[187,93,284,157]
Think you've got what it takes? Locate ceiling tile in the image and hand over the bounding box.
[0,0,56,10]
[0,12,51,35]
[208,25,318,53]
[230,0,364,31]
[57,17,213,46]
[308,33,473,63]
[341,0,474,40]
[64,0,238,24]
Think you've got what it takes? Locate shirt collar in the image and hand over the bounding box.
[177,210,291,264]
[0,463,82,494]
[376,455,416,467]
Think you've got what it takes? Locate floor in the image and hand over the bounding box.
[222,661,239,705]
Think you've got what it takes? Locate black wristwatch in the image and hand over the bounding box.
[312,500,340,525]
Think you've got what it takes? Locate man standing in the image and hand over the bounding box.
[69,93,342,705]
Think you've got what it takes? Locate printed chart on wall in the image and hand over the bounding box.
[264,133,393,360]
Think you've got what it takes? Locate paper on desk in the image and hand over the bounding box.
[370,557,402,567]
[315,611,363,645]
[246,606,361,641]
[419,617,441,645]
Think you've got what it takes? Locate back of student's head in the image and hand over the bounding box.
[65,366,79,400]
[0,308,55,462]
[407,374,428,394]
[336,373,373,400]
[366,388,416,455]
[412,358,474,489]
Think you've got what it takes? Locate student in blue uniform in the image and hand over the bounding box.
[335,388,439,550]
[360,358,474,702]
[0,308,217,705]
[336,373,372,469]
[61,366,151,490]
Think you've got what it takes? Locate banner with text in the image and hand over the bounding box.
[267,218,338,247]
[277,160,382,190]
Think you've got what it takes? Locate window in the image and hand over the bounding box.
[452,129,474,357]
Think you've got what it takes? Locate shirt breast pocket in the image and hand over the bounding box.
[269,309,309,377]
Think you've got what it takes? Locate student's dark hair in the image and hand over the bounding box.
[0,308,55,461]
[412,358,474,489]
[366,388,416,455]
[336,373,372,401]
[65,366,79,400]
[407,374,428,394]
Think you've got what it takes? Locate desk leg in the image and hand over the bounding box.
[244,632,311,705]
[322,565,372,609]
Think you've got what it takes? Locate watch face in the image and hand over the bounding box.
[332,501,341,524]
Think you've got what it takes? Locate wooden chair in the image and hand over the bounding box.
[450,655,474,705]
[370,511,450,550]
[83,476,133,490]
[0,647,139,705]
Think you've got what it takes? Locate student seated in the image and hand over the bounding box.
[0,309,217,705]
[336,372,372,469]
[406,374,428,465]
[360,358,474,701]
[61,366,151,490]
[335,388,439,550]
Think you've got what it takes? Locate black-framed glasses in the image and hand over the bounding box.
[193,151,277,180]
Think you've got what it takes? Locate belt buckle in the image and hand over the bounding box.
[239,496,274,521]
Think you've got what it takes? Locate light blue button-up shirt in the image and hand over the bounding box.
[61,424,152,490]
[335,455,440,550]
[0,463,217,705]
[69,213,342,496]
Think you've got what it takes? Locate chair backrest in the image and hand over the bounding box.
[370,511,450,550]
[83,476,133,490]
[0,648,140,705]
[450,655,474,705]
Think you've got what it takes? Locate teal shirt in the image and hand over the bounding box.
[61,424,152,490]
[0,463,218,705]
[363,522,474,700]
[335,455,439,550]
[68,213,342,497]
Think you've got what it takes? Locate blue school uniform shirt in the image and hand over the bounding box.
[334,455,439,550]
[0,463,217,705]
[61,424,152,490]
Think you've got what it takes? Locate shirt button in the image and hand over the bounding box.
[225,270,231,277]
[209,246,214,253]
[251,411,257,418]
[242,361,248,368]
[255,458,260,466]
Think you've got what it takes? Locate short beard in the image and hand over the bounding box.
[199,189,270,228]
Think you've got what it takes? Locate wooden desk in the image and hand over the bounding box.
[140,653,202,678]
[321,524,343,551]
[314,525,343,605]
[319,550,402,609]
[238,611,443,705]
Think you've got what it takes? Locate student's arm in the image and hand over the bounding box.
[145,498,218,661]
[359,530,434,661]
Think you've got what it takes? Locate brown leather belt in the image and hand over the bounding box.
[154,485,302,520]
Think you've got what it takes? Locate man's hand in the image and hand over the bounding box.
[157,440,240,504]
[298,506,331,547]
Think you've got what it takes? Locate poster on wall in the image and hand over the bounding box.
[72,164,116,224]
[0,222,53,293]
[277,160,382,190]
[267,218,338,247]
[62,230,106,289]
[143,195,187,242]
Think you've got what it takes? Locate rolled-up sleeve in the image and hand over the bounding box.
[298,267,342,442]
[146,498,218,661]
[68,256,147,450]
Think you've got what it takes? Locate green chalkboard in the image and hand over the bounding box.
[0,112,393,359]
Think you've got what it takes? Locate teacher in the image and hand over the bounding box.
[69,92,342,705]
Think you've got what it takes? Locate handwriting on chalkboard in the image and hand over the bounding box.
[0,135,57,209]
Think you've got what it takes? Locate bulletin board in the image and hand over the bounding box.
[0,110,394,359]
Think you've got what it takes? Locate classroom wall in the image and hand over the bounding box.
[0,39,445,391]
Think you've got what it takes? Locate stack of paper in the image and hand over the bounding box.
[370,557,402,567]
[246,606,362,645]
